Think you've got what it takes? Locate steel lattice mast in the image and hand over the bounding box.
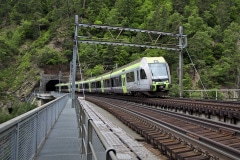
[71,15,187,104]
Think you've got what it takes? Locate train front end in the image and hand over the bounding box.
[146,57,171,96]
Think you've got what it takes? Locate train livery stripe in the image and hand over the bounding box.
[121,74,127,93]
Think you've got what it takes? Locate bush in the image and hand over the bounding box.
[0,113,14,124]
[0,102,37,123]
[38,47,67,67]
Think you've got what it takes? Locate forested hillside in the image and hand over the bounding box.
[0,0,240,111]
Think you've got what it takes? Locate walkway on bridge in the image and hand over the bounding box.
[37,99,81,160]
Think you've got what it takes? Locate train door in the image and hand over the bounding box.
[110,77,114,93]
[138,68,149,90]
[121,74,127,94]
[136,70,140,88]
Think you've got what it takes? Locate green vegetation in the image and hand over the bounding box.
[0,102,37,124]
[0,0,240,121]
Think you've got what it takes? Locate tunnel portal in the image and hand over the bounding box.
[39,73,69,92]
[46,80,62,91]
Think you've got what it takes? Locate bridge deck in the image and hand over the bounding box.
[37,99,81,160]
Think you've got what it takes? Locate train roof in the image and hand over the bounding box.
[143,57,166,63]
[99,57,165,76]
[55,83,70,87]
[76,80,88,84]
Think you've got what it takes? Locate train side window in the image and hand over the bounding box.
[112,77,116,87]
[103,80,106,87]
[140,69,147,79]
[106,79,110,87]
[126,72,135,82]
[111,78,114,87]
[92,82,96,88]
[118,76,122,86]
[84,83,89,89]
[107,79,110,87]
[96,81,101,88]
[114,77,119,87]
[112,76,122,87]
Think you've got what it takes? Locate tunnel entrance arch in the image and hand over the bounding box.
[46,80,62,91]
[39,73,69,92]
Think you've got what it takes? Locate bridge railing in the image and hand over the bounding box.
[0,94,69,160]
[75,97,118,160]
[183,89,240,100]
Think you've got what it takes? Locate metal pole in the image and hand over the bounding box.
[58,71,61,93]
[179,51,183,98]
[70,61,72,92]
[39,73,42,93]
[72,48,76,108]
[15,123,19,160]
[179,26,183,98]
[71,15,78,108]
[87,120,93,160]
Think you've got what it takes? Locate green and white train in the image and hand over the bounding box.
[56,57,171,97]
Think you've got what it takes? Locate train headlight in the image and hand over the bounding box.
[152,81,156,84]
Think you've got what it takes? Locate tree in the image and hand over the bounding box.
[210,56,234,85]
[167,12,184,33]
[86,64,104,77]
[223,22,240,54]
[115,0,142,27]
[105,8,121,26]
[216,1,231,30]
[188,31,213,58]
[38,47,67,66]
[172,0,190,14]
[95,5,109,24]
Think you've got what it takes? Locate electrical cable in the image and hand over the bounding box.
[184,48,209,98]
[77,45,85,98]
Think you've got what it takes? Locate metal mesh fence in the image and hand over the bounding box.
[0,127,16,160]
[18,115,37,160]
[46,104,53,135]
[37,109,47,148]
[0,94,69,160]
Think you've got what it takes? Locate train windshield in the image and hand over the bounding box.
[149,63,168,80]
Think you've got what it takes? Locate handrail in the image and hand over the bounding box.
[75,98,118,160]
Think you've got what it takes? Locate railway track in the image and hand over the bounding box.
[92,94,240,125]
[86,96,240,160]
